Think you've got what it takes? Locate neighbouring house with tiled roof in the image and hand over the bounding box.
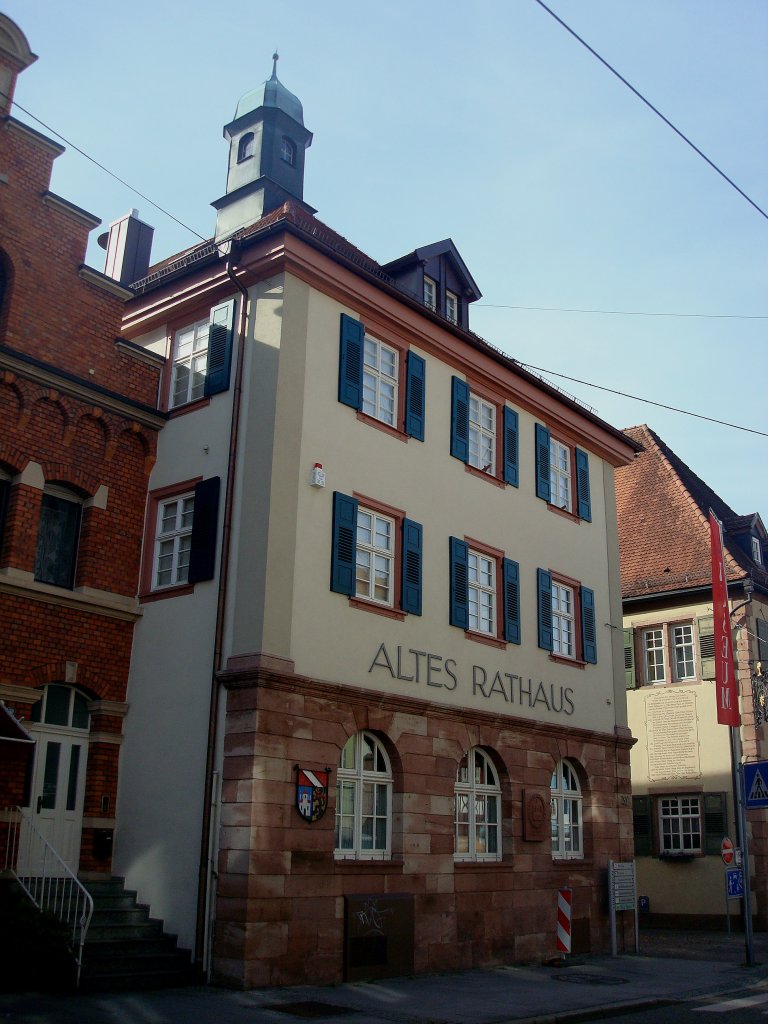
[616,424,768,928]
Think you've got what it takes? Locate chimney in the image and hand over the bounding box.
[98,210,154,286]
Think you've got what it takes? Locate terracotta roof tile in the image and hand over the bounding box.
[616,424,765,599]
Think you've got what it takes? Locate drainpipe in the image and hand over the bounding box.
[194,247,249,978]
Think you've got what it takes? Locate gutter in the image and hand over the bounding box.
[194,247,249,978]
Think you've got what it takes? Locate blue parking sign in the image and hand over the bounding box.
[726,868,744,899]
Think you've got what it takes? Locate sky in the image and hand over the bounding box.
[6,0,767,521]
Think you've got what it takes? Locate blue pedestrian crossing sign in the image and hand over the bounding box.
[726,868,744,899]
[744,761,768,808]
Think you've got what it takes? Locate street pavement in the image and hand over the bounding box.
[2,930,768,1024]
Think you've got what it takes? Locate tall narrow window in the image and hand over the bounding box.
[549,438,572,512]
[454,747,501,861]
[171,318,209,408]
[643,628,666,683]
[551,759,583,859]
[672,624,695,681]
[423,276,437,310]
[154,492,195,588]
[34,487,82,589]
[446,289,459,324]
[362,335,398,426]
[335,731,392,859]
[468,549,496,635]
[355,507,394,606]
[468,394,495,472]
[551,581,575,658]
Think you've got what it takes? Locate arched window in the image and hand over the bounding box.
[34,484,83,589]
[280,135,296,167]
[551,759,583,859]
[335,731,392,859]
[237,132,255,163]
[454,747,501,861]
[30,684,90,730]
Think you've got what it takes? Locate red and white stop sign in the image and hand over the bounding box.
[721,837,735,864]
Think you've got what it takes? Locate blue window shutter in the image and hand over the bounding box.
[581,586,597,663]
[503,557,521,644]
[204,299,236,397]
[401,518,423,615]
[338,314,364,410]
[331,492,358,595]
[449,537,469,629]
[450,377,470,462]
[535,424,551,501]
[537,568,553,650]
[405,351,426,441]
[188,477,221,584]
[576,448,592,522]
[503,407,519,487]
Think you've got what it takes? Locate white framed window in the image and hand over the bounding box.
[355,507,394,606]
[659,795,701,854]
[468,394,496,472]
[423,275,437,311]
[549,438,572,512]
[643,628,666,683]
[454,747,501,862]
[752,537,763,565]
[154,492,194,589]
[446,289,459,324]
[468,548,496,636]
[362,335,398,426]
[671,623,695,681]
[551,759,583,859]
[552,581,575,658]
[171,318,209,408]
[335,731,392,859]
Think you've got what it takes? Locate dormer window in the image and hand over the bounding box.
[752,537,763,566]
[423,276,436,311]
[446,290,459,325]
[237,132,255,163]
[280,136,296,166]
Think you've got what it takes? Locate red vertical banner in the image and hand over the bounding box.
[709,511,740,726]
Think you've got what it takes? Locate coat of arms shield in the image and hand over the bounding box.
[296,767,329,822]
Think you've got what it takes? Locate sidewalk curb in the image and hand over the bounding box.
[516,999,675,1024]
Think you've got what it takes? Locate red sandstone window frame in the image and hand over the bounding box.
[139,477,202,601]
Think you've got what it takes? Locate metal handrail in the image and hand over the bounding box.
[3,806,93,986]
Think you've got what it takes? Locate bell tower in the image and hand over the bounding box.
[212,54,314,241]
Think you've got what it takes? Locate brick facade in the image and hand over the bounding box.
[0,21,161,876]
[213,671,635,987]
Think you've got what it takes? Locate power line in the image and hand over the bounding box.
[532,0,768,223]
[519,362,768,438]
[478,303,767,320]
[6,95,207,242]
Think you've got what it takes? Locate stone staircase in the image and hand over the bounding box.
[80,878,194,991]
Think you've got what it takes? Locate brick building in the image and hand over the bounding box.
[113,58,639,985]
[0,15,162,878]
[618,424,768,926]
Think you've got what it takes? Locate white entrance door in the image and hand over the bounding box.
[18,686,90,876]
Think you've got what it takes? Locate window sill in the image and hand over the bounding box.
[0,566,141,621]
[464,464,505,489]
[139,583,195,603]
[355,411,408,443]
[552,855,587,865]
[167,396,211,417]
[334,857,404,873]
[454,857,503,866]
[549,653,586,670]
[464,630,506,650]
[547,503,581,524]
[349,597,406,621]
[658,852,698,862]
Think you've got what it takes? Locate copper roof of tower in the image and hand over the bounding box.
[233,54,304,125]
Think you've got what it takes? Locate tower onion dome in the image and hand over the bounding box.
[233,53,305,126]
